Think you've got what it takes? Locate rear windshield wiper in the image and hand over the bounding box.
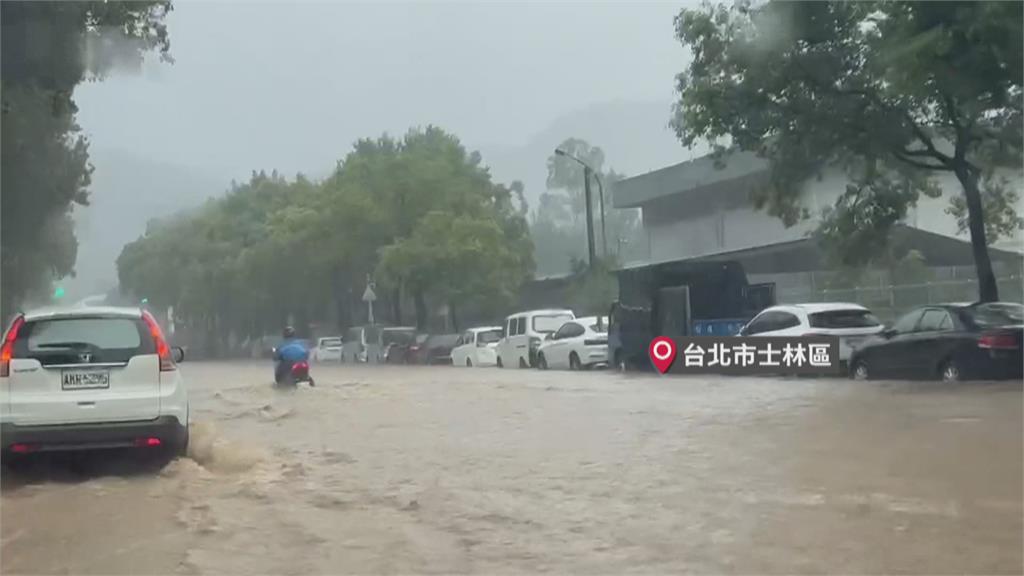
[35,341,94,349]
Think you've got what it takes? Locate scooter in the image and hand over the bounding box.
[272,349,316,388]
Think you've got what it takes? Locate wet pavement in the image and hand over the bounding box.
[2,361,1021,574]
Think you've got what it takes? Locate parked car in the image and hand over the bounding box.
[849,302,1024,381]
[341,325,381,363]
[385,333,428,364]
[536,316,608,370]
[738,303,884,363]
[496,309,575,369]
[312,336,343,362]
[414,334,461,365]
[1,306,189,459]
[451,326,503,367]
[379,327,417,363]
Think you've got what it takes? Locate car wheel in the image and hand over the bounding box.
[519,357,529,369]
[466,358,472,367]
[569,352,581,371]
[496,356,503,368]
[940,359,962,382]
[851,360,870,381]
[537,353,548,370]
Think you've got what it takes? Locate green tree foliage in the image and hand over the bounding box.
[671,0,1022,302]
[117,128,534,347]
[1,1,173,320]
[532,138,645,277]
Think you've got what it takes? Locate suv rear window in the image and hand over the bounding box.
[808,310,881,329]
[320,338,342,347]
[16,317,151,365]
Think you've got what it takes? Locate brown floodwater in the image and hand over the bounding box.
[2,361,1021,574]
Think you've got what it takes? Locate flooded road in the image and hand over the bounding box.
[2,362,1021,574]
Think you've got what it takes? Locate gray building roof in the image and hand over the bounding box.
[612,150,768,209]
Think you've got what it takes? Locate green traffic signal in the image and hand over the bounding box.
[53,286,65,299]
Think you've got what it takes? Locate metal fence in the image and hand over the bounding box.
[775,276,1024,323]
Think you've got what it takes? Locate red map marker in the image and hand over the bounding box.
[649,337,677,374]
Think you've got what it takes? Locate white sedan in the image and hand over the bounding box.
[536,316,608,370]
[312,336,343,362]
[451,326,503,367]
[738,303,884,362]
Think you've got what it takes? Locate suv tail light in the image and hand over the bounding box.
[1,315,25,378]
[978,332,1017,350]
[141,310,176,372]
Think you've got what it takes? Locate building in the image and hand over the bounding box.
[612,150,1024,307]
[604,151,1024,368]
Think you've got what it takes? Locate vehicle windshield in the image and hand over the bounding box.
[808,310,881,329]
[533,314,573,333]
[477,329,502,344]
[968,303,1024,328]
[19,317,148,365]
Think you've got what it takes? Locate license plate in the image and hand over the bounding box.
[62,370,110,390]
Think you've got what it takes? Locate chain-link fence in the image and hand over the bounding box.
[774,276,1023,323]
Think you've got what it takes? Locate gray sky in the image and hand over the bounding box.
[68,1,697,296]
[76,1,692,182]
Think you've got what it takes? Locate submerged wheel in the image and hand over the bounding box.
[537,353,548,370]
[466,358,472,367]
[851,360,870,381]
[519,357,529,369]
[569,352,581,371]
[941,359,962,382]
[496,356,503,368]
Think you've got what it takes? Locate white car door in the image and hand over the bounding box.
[451,331,473,367]
[548,319,573,364]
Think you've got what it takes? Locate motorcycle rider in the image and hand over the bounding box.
[274,326,313,386]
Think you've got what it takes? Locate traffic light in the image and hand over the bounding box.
[53,286,65,299]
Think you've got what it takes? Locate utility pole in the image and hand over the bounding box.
[594,173,607,258]
[583,165,596,268]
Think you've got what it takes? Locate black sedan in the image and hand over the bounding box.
[849,302,1023,381]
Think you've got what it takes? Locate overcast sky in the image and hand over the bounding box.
[75,1,694,182]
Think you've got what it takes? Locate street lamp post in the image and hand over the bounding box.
[554,148,606,268]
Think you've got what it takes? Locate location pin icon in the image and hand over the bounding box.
[649,337,677,374]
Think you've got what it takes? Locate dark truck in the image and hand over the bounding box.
[608,260,775,371]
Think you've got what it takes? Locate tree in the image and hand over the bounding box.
[1,1,173,320]
[534,139,645,276]
[671,1,1022,302]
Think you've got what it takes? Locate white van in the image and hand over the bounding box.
[496,309,575,369]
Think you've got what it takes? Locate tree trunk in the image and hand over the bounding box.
[955,165,999,302]
[413,289,427,331]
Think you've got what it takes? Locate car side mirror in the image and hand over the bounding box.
[883,328,897,339]
[172,346,186,363]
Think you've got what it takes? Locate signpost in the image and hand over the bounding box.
[362,276,377,325]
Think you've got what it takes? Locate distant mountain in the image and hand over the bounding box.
[474,99,706,206]
[65,148,228,298]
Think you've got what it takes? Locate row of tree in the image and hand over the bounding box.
[117,128,535,349]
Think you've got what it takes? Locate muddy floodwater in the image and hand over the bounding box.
[2,362,1021,574]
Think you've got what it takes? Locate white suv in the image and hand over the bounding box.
[0,306,189,458]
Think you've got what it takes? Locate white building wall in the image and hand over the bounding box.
[642,167,1023,265]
